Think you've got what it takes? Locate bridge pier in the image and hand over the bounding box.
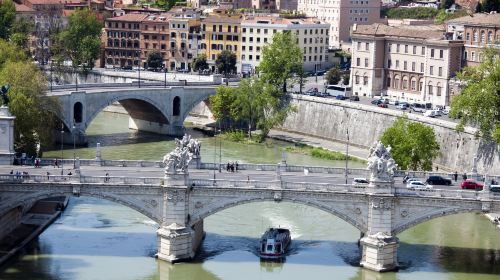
[157,172,204,263]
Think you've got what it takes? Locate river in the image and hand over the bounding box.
[1,112,499,280]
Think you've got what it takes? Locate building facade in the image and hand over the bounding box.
[446,13,500,67]
[201,11,242,72]
[350,24,463,106]
[241,15,330,73]
[297,0,381,49]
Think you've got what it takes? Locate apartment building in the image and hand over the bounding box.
[350,23,463,106]
[251,0,277,10]
[276,0,298,11]
[297,0,381,49]
[446,13,500,67]
[167,8,202,71]
[201,11,242,72]
[240,15,329,73]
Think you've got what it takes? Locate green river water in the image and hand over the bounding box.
[0,112,499,280]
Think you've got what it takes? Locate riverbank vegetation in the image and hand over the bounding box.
[285,143,365,163]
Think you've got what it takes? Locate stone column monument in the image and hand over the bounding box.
[360,141,399,272]
[157,135,204,263]
[0,85,15,165]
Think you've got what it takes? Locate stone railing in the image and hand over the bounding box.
[0,174,161,185]
[50,81,219,91]
[394,187,486,200]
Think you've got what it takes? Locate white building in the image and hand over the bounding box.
[350,23,464,106]
[297,0,381,50]
[240,15,330,73]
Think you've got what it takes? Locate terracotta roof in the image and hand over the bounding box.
[62,9,76,17]
[107,13,148,22]
[204,14,243,24]
[25,0,79,4]
[446,13,500,26]
[352,23,445,40]
[242,15,327,25]
[15,3,35,12]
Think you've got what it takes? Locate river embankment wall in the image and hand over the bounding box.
[279,95,500,174]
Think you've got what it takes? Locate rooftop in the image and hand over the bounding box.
[107,13,148,22]
[352,23,446,40]
[15,3,35,12]
[446,12,500,26]
[242,14,328,25]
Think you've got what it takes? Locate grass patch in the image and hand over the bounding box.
[286,143,365,163]
[221,130,263,144]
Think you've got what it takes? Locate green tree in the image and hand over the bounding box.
[192,54,208,72]
[342,73,350,85]
[381,116,440,171]
[146,50,163,70]
[259,31,302,93]
[56,9,103,73]
[231,78,268,139]
[440,0,454,9]
[215,50,236,84]
[209,86,237,128]
[450,48,500,143]
[0,40,59,155]
[325,68,341,85]
[0,0,15,40]
[10,17,34,52]
[482,0,500,12]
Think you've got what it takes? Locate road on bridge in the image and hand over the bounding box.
[0,165,465,191]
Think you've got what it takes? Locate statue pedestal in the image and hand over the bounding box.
[164,172,189,186]
[0,106,15,165]
[157,223,195,263]
[367,178,394,195]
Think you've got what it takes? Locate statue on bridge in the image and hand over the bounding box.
[163,134,201,174]
[367,141,397,181]
[0,84,10,107]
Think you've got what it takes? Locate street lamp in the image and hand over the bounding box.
[72,124,76,169]
[137,51,141,88]
[219,121,222,173]
[50,60,53,92]
[60,123,64,175]
[345,128,349,184]
[213,123,217,184]
[164,62,167,88]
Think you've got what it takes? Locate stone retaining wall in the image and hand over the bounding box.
[280,95,500,174]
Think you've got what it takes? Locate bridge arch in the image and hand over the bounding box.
[74,102,83,123]
[1,191,162,224]
[189,197,367,233]
[392,207,481,235]
[84,95,170,133]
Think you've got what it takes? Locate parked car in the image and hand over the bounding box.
[423,110,439,118]
[371,99,382,105]
[398,102,409,110]
[490,185,500,193]
[352,178,369,186]
[460,179,483,190]
[305,88,318,96]
[389,99,399,105]
[378,103,388,108]
[336,95,346,100]
[405,178,420,184]
[407,181,432,190]
[350,95,360,101]
[121,65,133,70]
[426,175,452,185]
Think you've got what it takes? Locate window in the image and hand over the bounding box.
[438,67,442,77]
[397,44,400,52]
[412,62,415,71]
[420,63,424,73]
[394,75,400,89]
[421,46,425,55]
[387,77,391,88]
[488,31,493,43]
[364,58,368,67]
[363,76,368,85]
[480,31,485,43]
[357,42,361,50]
[357,57,360,66]
[439,49,443,59]
[436,83,442,96]
[430,66,434,75]
[355,74,360,84]
[396,60,399,68]
[473,30,478,42]
[464,51,468,60]
[428,83,433,95]
[388,43,392,52]
[431,49,435,58]
[413,46,416,54]
[402,76,408,89]
[365,42,369,50]
[471,52,476,61]
[411,78,416,91]
[388,59,392,68]
[404,45,408,53]
[403,61,407,70]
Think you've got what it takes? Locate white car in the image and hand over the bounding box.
[423,110,439,118]
[352,178,369,186]
[407,181,433,190]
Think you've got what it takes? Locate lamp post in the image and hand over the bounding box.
[213,122,217,184]
[219,121,222,173]
[60,123,64,175]
[137,51,141,88]
[164,62,167,88]
[72,124,76,169]
[75,66,78,91]
[50,60,53,92]
[345,128,349,184]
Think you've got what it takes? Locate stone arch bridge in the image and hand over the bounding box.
[0,163,499,272]
[47,85,217,144]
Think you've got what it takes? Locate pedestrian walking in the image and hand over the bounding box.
[235,161,239,172]
[46,171,50,180]
[226,162,230,172]
[247,175,250,183]
[462,173,467,181]
[454,171,458,182]
[105,172,110,182]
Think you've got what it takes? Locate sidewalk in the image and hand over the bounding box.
[268,129,369,160]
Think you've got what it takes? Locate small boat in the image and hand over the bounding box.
[259,228,291,259]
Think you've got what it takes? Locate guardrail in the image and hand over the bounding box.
[50,81,218,91]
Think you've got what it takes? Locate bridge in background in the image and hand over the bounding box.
[1,158,499,272]
[46,83,218,144]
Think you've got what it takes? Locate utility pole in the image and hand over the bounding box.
[345,128,349,184]
[60,123,64,175]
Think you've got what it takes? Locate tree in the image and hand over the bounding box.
[482,0,500,13]
[342,73,350,85]
[259,31,302,93]
[325,68,341,85]
[146,50,163,70]
[440,0,454,9]
[380,116,440,171]
[0,0,15,40]
[0,40,59,155]
[56,9,103,73]
[209,86,237,129]
[192,54,208,72]
[215,50,236,84]
[450,48,500,143]
[10,16,34,52]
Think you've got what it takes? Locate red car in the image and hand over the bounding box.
[378,103,388,108]
[460,179,483,190]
